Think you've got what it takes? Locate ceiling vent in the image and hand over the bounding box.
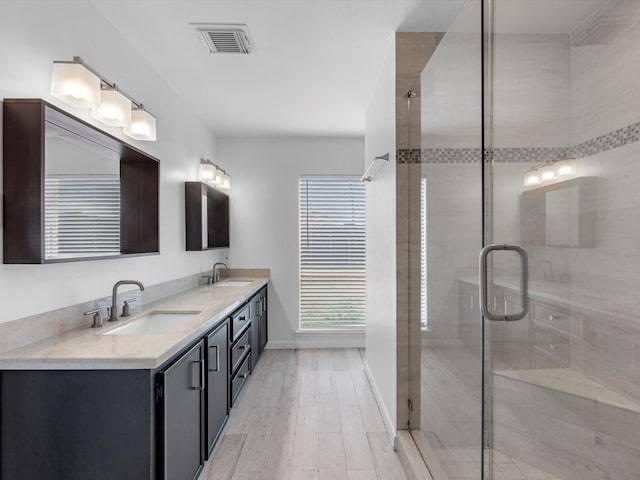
[192,23,253,54]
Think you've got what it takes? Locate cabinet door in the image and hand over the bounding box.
[158,339,205,480]
[206,320,229,457]
[250,294,260,371]
[259,288,268,353]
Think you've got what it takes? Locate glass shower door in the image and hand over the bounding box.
[408,1,485,478]
[485,1,640,479]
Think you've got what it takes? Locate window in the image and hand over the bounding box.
[299,176,366,328]
[421,177,428,330]
[44,176,121,259]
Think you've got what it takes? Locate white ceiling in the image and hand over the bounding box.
[90,0,608,138]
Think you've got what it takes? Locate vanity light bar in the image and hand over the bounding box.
[523,157,577,188]
[51,56,156,141]
[199,159,231,190]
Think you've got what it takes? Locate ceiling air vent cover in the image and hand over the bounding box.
[192,23,253,54]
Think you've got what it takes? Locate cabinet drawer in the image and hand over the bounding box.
[231,328,250,373]
[231,304,250,341]
[532,302,570,333]
[231,353,250,406]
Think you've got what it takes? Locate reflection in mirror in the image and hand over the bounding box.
[521,177,596,247]
[545,186,577,246]
[201,194,208,249]
[184,181,230,251]
[44,122,121,260]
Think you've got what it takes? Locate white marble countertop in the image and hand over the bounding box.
[0,275,268,370]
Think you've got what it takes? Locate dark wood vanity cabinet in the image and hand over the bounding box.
[205,320,229,457]
[250,286,268,371]
[229,304,251,407]
[0,369,157,480]
[0,286,267,480]
[157,340,206,480]
[258,287,268,354]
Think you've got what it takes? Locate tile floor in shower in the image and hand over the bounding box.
[435,447,559,480]
[421,344,561,480]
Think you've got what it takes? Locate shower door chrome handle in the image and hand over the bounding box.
[479,244,529,321]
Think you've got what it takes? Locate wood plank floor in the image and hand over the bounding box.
[201,348,406,480]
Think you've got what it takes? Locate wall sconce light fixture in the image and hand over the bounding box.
[51,56,156,141]
[523,156,577,189]
[524,167,541,187]
[199,159,231,190]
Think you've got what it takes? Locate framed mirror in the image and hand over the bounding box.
[184,182,229,250]
[3,98,159,264]
[520,176,596,248]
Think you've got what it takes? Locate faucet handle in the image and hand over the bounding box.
[121,299,134,317]
[84,308,104,328]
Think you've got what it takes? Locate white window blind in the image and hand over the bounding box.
[421,177,428,329]
[299,176,366,328]
[44,176,121,259]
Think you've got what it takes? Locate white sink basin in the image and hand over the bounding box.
[103,311,201,335]
[217,280,252,287]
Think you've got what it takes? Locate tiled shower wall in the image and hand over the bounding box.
[395,32,444,431]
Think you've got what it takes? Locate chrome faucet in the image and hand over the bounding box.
[212,262,228,283]
[109,280,144,322]
[537,260,554,282]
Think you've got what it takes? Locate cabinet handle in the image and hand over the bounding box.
[191,360,205,390]
[209,345,219,372]
[242,372,249,379]
[239,316,247,322]
[548,314,563,321]
[239,344,247,351]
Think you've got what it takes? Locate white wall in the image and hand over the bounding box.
[217,136,364,348]
[364,40,397,435]
[0,1,225,324]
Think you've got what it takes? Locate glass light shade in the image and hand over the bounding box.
[91,88,131,127]
[199,161,215,182]
[214,167,224,185]
[539,163,556,182]
[555,158,576,177]
[123,109,156,141]
[221,172,231,190]
[524,169,541,186]
[51,62,101,108]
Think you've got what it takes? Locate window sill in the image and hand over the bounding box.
[295,327,365,335]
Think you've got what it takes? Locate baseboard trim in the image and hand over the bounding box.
[264,335,365,350]
[363,359,396,444]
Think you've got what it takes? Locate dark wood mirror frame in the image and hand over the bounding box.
[2,98,160,264]
[184,181,229,251]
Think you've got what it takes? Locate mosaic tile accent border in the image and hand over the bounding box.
[397,147,570,164]
[398,121,640,164]
[571,121,640,158]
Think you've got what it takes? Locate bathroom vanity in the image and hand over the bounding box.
[0,275,268,480]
